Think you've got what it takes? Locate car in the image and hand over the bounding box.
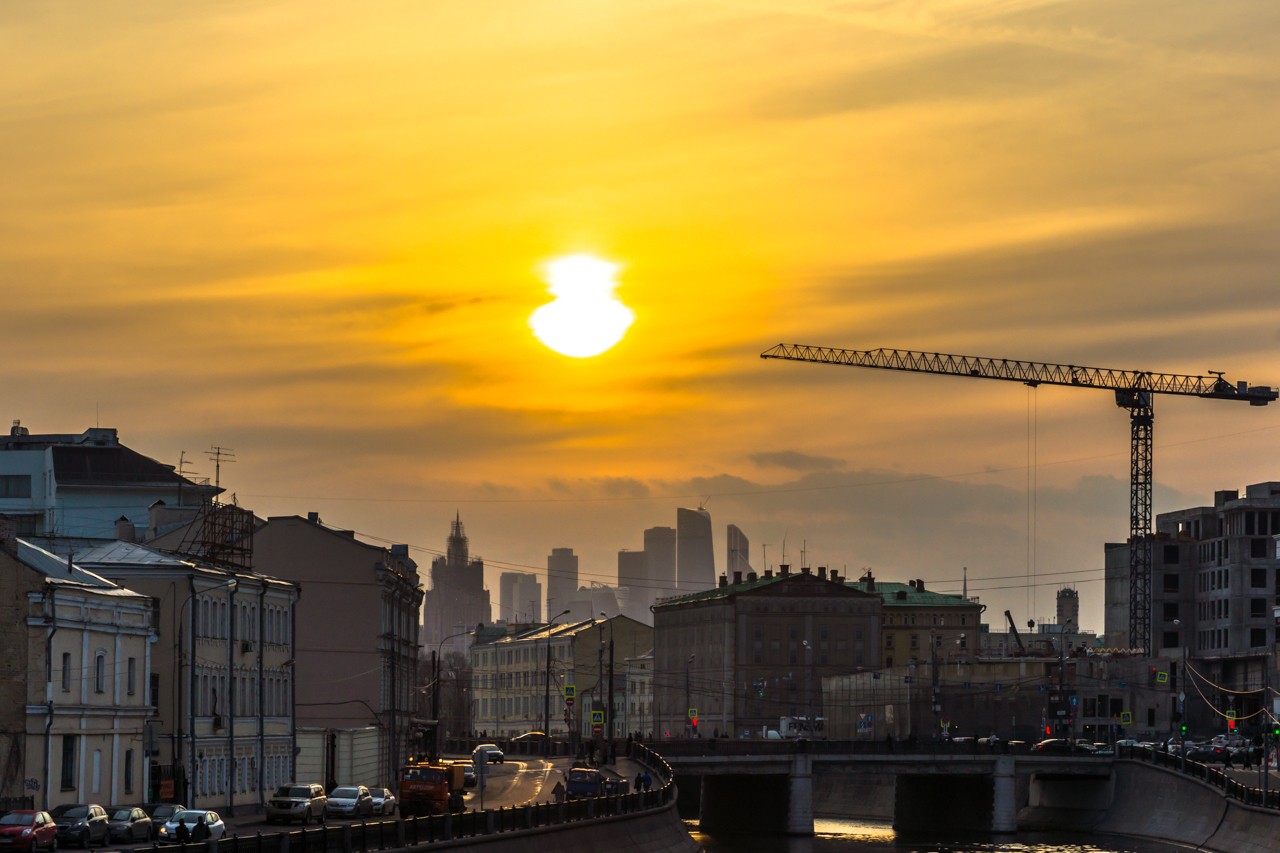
[49,804,109,849]
[106,806,152,842]
[0,810,58,852]
[369,787,397,815]
[137,804,185,840]
[472,743,504,764]
[326,786,375,818]
[565,766,603,798]
[1030,738,1090,755]
[265,782,327,825]
[1185,744,1231,763]
[155,810,225,842]
[511,731,548,743]
[454,761,477,788]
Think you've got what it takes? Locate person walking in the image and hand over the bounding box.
[191,815,210,842]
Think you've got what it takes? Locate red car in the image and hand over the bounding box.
[0,810,58,852]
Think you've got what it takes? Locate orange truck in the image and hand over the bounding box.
[398,760,465,817]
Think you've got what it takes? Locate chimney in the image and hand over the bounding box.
[864,571,875,591]
[909,579,917,589]
[307,512,320,523]
[801,565,811,574]
[747,572,758,583]
[764,569,773,579]
[780,564,790,575]
[917,578,925,591]
[818,566,827,580]
[733,571,743,585]
[115,516,136,543]
[718,574,728,588]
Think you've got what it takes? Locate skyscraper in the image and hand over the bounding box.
[617,548,651,623]
[727,523,751,578]
[422,514,490,655]
[644,525,677,600]
[546,546,579,617]
[499,571,542,624]
[676,507,715,592]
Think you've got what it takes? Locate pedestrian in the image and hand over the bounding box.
[634,771,644,792]
[1224,749,1235,770]
[552,780,566,803]
[642,770,652,792]
[176,818,191,844]
[191,815,210,842]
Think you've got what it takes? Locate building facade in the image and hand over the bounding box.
[675,507,714,592]
[423,516,490,658]
[545,547,578,618]
[844,572,984,670]
[1,537,154,811]
[249,514,422,790]
[1105,482,1280,735]
[653,566,881,739]
[74,540,297,812]
[0,422,217,542]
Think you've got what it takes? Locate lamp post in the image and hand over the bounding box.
[543,609,571,756]
[179,576,237,807]
[685,654,695,738]
[1173,618,1188,771]
[1058,621,1075,742]
[432,625,477,762]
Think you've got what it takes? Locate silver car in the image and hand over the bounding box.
[369,788,397,815]
[326,786,374,819]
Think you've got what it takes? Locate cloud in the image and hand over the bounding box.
[749,450,845,472]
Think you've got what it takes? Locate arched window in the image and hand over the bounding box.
[94,652,106,694]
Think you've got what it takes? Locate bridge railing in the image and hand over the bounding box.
[1118,744,1280,811]
[189,759,675,853]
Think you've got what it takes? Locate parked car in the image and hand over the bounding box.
[137,804,186,839]
[369,787,397,815]
[265,783,327,825]
[327,786,375,818]
[454,761,478,788]
[472,743,504,764]
[106,806,152,842]
[49,804,109,848]
[155,810,225,842]
[1185,744,1230,764]
[0,810,58,852]
[1030,738,1090,755]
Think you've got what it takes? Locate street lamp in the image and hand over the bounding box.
[431,625,478,761]
[543,609,571,756]
[1173,618,1188,771]
[685,654,696,738]
[179,576,237,806]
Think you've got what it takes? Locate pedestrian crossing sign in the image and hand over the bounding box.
[564,685,576,699]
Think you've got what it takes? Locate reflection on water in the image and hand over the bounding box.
[689,819,1186,852]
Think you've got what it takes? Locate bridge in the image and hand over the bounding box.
[652,739,1280,838]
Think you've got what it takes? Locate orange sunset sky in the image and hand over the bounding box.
[4,1,1280,633]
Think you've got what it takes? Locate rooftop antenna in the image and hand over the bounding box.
[205,446,236,489]
[963,566,968,600]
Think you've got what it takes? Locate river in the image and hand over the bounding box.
[690,818,1189,852]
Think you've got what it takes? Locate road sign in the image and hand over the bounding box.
[591,710,604,724]
[687,708,698,719]
[564,685,576,699]
[566,697,574,706]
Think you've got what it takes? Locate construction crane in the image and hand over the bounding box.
[761,343,1278,654]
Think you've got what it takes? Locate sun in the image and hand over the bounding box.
[529,254,635,358]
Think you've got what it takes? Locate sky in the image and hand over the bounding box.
[5,1,1280,635]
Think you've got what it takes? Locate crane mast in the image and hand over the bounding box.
[761,343,1278,654]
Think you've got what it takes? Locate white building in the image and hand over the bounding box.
[1,536,154,811]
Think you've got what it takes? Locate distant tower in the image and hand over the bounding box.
[644,526,676,599]
[499,571,542,623]
[726,524,751,578]
[1057,587,1080,629]
[617,549,651,623]
[676,507,715,591]
[423,513,491,655]
[547,547,579,618]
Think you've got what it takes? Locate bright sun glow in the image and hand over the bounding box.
[529,254,635,358]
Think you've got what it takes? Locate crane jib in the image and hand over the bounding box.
[760,344,1278,404]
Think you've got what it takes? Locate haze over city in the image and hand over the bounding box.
[5,1,1280,634]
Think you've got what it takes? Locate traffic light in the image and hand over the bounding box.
[1045,725,1052,736]
[1180,723,1188,736]
[1228,718,1236,731]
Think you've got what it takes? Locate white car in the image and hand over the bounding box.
[472,743,504,764]
[156,810,226,842]
[369,788,397,815]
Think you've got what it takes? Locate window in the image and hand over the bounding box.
[94,653,106,694]
[1163,544,1179,563]
[1251,628,1268,647]
[1253,539,1269,559]
[1162,602,1179,621]
[124,749,134,794]
[127,657,137,695]
[61,652,71,692]
[0,474,32,498]
[1163,574,1180,593]
[1252,599,1267,618]
[60,734,78,790]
